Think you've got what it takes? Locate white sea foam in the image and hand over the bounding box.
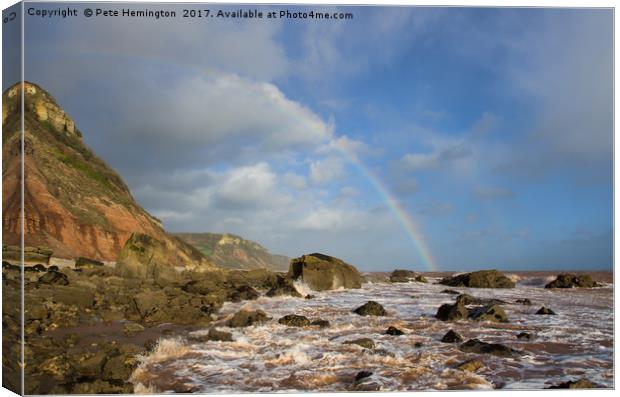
[132,279,613,392]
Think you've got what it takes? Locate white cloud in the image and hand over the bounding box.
[282,172,307,190]
[298,208,346,231]
[401,142,472,171]
[309,157,346,184]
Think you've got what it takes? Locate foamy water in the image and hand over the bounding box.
[131,277,613,392]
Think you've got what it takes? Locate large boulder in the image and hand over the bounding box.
[435,301,468,321]
[265,275,302,297]
[468,305,509,323]
[115,233,184,286]
[545,274,599,289]
[287,253,362,291]
[389,269,416,283]
[439,270,515,288]
[278,314,311,327]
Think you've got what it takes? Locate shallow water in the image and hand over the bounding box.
[131,276,614,392]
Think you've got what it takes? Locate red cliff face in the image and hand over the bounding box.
[2,82,213,270]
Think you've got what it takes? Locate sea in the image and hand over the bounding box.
[130,272,614,392]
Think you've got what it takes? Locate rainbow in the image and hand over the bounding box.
[336,148,438,272]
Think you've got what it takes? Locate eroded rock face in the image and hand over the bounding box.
[439,270,515,288]
[545,274,599,289]
[2,82,215,271]
[288,253,362,291]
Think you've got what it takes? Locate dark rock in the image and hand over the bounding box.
[545,274,599,289]
[547,379,599,389]
[353,301,386,316]
[456,293,507,306]
[288,253,362,291]
[27,264,47,272]
[468,305,509,323]
[435,301,468,321]
[536,306,556,315]
[305,294,316,299]
[228,285,260,302]
[441,289,460,295]
[208,328,233,342]
[122,322,145,336]
[415,275,428,283]
[265,275,302,297]
[75,257,104,268]
[441,329,464,343]
[311,319,330,328]
[37,270,69,286]
[344,338,375,349]
[517,332,533,340]
[278,314,311,327]
[385,326,404,336]
[459,338,522,358]
[515,298,532,305]
[439,270,515,288]
[2,260,19,271]
[228,309,269,327]
[456,358,484,372]
[414,342,423,348]
[48,265,59,271]
[355,371,373,382]
[389,269,416,283]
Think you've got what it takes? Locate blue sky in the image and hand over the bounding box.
[8,3,613,271]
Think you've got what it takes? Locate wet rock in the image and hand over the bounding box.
[71,350,108,378]
[456,358,484,372]
[311,319,330,328]
[536,306,556,315]
[278,314,311,327]
[265,275,302,298]
[37,270,69,286]
[353,301,386,316]
[468,305,509,323]
[435,301,468,322]
[355,371,373,381]
[456,294,507,306]
[441,329,464,343]
[228,285,260,302]
[439,270,515,288]
[547,379,599,389]
[344,338,375,349]
[385,326,404,336]
[115,233,185,287]
[459,338,522,358]
[305,294,316,299]
[228,309,269,327]
[389,269,416,283]
[208,328,234,342]
[288,253,362,291]
[71,380,129,394]
[26,264,47,272]
[102,344,141,382]
[122,322,145,337]
[545,274,599,289]
[441,289,460,295]
[515,298,532,305]
[415,275,428,283]
[414,342,423,348]
[133,290,168,318]
[75,257,104,269]
[517,332,533,340]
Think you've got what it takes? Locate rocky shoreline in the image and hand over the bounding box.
[2,255,610,393]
